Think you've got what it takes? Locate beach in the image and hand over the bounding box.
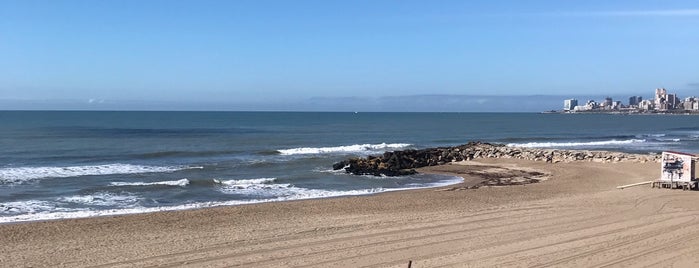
[5,158,699,267]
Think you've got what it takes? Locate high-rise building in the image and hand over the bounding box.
[667,94,680,110]
[682,97,698,111]
[563,99,578,111]
[629,96,642,107]
[602,97,613,110]
[655,88,668,110]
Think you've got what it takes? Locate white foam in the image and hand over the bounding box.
[507,139,646,148]
[57,192,140,207]
[214,178,276,185]
[638,133,666,138]
[1,200,60,214]
[0,176,464,224]
[313,167,348,174]
[215,178,385,199]
[215,178,289,196]
[0,164,199,184]
[110,179,190,187]
[277,143,411,155]
[215,175,463,199]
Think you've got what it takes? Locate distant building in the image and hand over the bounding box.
[612,101,622,110]
[655,88,667,104]
[602,97,613,110]
[560,87,691,113]
[629,96,642,107]
[573,105,588,111]
[563,99,578,111]
[683,97,698,111]
[655,88,670,110]
[585,100,598,110]
[639,99,654,110]
[667,94,680,110]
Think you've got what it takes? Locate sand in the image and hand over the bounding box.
[3,158,699,267]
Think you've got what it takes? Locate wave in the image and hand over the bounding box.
[277,143,411,155]
[1,200,59,214]
[214,178,277,186]
[214,178,289,195]
[109,179,190,187]
[507,139,646,148]
[501,135,637,143]
[0,188,379,223]
[0,175,463,223]
[1,192,140,215]
[0,164,201,184]
[313,167,348,174]
[57,192,140,207]
[656,138,681,142]
[637,133,666,138]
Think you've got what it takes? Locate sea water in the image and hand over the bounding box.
[1,111,697,223]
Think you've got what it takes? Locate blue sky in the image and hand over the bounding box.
[1,0,698,111]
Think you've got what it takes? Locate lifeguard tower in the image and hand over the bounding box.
[651,151,698,190]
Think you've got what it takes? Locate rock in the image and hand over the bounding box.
[332,160,349,170]
[332,141,662,177]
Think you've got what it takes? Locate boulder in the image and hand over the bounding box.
[333,141,662,177]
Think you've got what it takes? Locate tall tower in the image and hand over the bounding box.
[563,99,578,111]
[655,88,668,110]
[629,96,642,107]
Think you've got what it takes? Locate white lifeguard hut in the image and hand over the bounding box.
[651,151,698,190]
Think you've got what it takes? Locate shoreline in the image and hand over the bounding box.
[2,144,662,224]
[9,157,699,267]
[0,173,466,225]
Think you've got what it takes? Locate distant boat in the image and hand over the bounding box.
[541,110,560,114]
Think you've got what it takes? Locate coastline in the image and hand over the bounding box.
[8,156,699,267]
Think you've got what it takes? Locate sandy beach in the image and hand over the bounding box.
[4,158,699,267]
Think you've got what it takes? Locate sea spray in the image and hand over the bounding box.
[278,143,412,155]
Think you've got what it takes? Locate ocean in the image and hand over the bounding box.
[1,111,698,223]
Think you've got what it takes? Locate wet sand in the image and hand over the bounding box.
[4,158,699,267]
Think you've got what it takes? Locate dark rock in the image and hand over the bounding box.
[332,160,349,170]
[331,141,661,177]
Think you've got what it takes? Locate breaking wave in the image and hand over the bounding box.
[214,178,276,185]
[277,143,411,155]
[57,192,140,207]
[0,175,463,223]
[0,164,201,184]
[507,139,646,148]
[110,179,190,187]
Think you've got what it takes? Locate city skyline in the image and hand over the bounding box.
[2,1,698,111]
[563,87,699,113]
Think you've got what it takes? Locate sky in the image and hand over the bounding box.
[1,0,698,111]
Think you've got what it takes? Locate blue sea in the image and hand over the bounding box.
[1,111,698,223]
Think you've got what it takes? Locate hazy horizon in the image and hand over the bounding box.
[0,93,688,112]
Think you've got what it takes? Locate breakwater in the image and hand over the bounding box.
[333,142,662,176]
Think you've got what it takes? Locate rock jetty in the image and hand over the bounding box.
[333,141,661,176]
